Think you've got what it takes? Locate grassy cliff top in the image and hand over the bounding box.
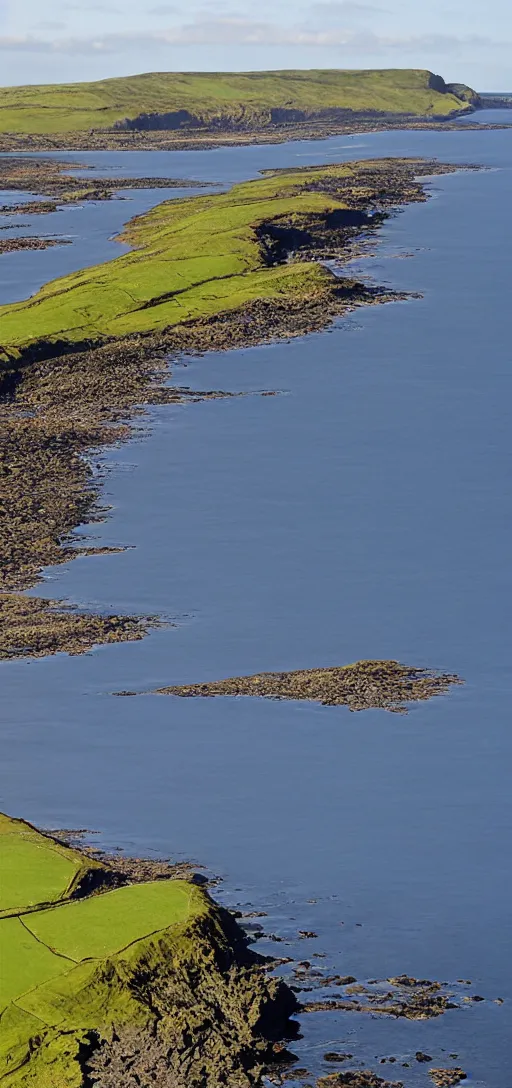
[0,68,477,134]
[0,157,441,355]
[0,814,212,1086]
[0,813,293,1088]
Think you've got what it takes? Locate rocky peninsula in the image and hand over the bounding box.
[0,156,462,660]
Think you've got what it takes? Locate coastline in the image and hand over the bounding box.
[0,67,483,153]
[0,157,458,661]
[0,115,503,155]
[0,68,510,1088]
[1,131,509,1087]
[0,813,483,1087]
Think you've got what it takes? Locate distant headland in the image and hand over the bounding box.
[0,68,483,151]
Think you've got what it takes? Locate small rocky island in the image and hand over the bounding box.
[148,660,462,713]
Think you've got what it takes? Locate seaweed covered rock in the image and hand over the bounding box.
[429,1072,467,1087]
[317,1073,403,1088]
[152,660,462,713]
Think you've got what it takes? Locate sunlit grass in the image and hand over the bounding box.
[0,161,376,350]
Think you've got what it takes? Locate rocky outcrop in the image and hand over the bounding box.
[428,73,481,108]
[114,109,202,131]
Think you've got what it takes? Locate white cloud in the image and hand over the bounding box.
[0,15,506,56]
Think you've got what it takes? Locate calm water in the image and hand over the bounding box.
[457,106,512,124]
[1,115,511,1083]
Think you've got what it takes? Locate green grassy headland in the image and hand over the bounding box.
[0,813,205,1084]
[0,814,291,1087]
[0,69,479,136]
[0,157,439,358]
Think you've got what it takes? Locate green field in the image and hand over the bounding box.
[26,881,198,963]
[0,68,478,135]
[0,917,69,1010]
[0,813,106,916]
[1,882,203,1016]
[0,815,212,1086]
[0,158,420,357]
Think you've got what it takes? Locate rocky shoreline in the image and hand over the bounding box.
[0,99,505,1088]
[0,814,483,1088]
[0,354,234,657]
[0,113,502,155]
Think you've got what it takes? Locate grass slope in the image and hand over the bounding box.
[0,917,69,1010]
[0,158,419,354]
[0,814,106,916]
[1,882,204,1015]
[26,881,198,962]
[0,69,477,135]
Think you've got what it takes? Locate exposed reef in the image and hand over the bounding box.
[301,975,464,1019]
[0,116,500,155]
[0,235,71,253]
[0,156,202,216]
[0,334,234,657]
[429,1073,467,1087]
[147,661,462,713]
[316,1075,403,1088]
[49,828,199,885]
[0,594,157,660]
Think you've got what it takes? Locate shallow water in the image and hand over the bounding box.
[1,115,511,1084]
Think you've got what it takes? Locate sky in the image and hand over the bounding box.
[0,0,509,89]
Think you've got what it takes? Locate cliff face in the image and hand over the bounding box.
[428,72,481,107]
[112,71,480,133]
